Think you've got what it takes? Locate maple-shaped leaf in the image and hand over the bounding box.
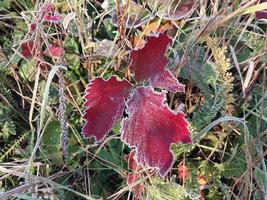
[129,33,184,93]
[83,76,132,142]
[121,87,191,177]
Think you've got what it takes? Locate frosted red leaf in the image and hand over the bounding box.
[44,15,62,23]
[44,45,64,58]
[82,76,132,142]
[149,70,185,93]
[21,41,36,58]
[129,33,184,93]
[127,173,144,199]
[121,87,191,177]
[125,150,144,199]
[125,150,142,171]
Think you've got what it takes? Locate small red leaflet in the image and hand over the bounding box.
[125,150,141,171]
[149,70,185,93]
[44,45,64,58]
[43,15,62,23]
[41,3,53,13]
[82,33,191,178]
[125,150,145,199]
[41,3,62,23]
[21,43,64,59]
[21,41,36,58]
[127,173,144,199]
[178,162,191,183]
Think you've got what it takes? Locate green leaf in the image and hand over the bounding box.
[192,98,222,130]
[0,121,16,142]
[147,177,199,200]
[215,156,247,178]
[19,60,37,81]
[254,168,267,192]
[41,120,63,164]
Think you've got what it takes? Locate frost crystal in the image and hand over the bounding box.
[121,87,191,177]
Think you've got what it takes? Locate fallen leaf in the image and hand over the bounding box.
[197,175,208,185]
[143,19,173,36]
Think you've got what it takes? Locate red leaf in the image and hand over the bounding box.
[127,173,144,199]
[130,34,170,81]
[125,150,144,199]
[254,1,267,20]
[41,3,53,13]
[125,150,142,171]
[256,11,267,19]
[29,23,37,32]
[44,45,64,58]
[44,15,62,23]
[21,41,36,58]
[121,87,191,177]
[178,162,191,183]
[129,33,184,93]
[149,70,185,93]
[83,76,132,142]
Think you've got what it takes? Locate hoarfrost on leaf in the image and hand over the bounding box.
[129,33,184,93]
[121,87,191,177]
[82,76,132,142]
